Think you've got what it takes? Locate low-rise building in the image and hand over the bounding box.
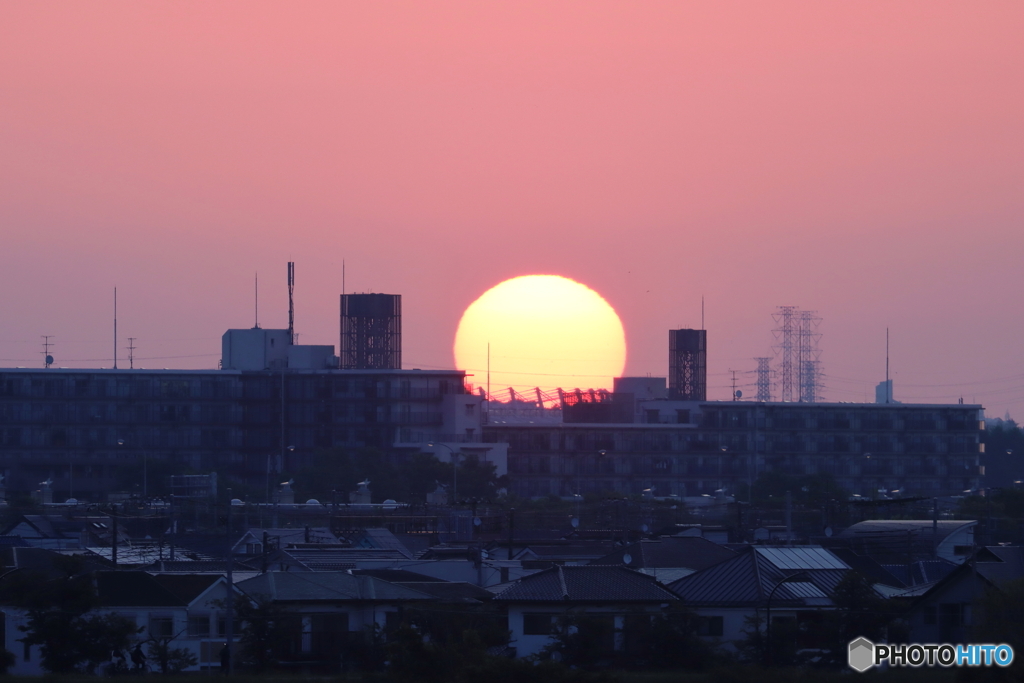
[485,398,983,499]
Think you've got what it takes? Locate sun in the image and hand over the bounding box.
[454,275,627,397]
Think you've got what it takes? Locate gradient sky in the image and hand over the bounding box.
[2,2,1022,414]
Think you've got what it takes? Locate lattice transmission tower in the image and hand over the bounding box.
[772,306,798,402]
[770,306,823,402]
[755,357,772,402]
[797,309,822,402]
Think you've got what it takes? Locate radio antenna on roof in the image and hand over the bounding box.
[287,262,295,344]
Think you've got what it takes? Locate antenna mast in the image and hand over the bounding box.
[254,273,259,329]
[41,336,54,369]
[885,327,890,404]
[113,288,118,370]
[127,337,136,370]
[287,262,295,344]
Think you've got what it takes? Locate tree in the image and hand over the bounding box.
[21,610,140,674]
[144,628,199,674]
[213,593,290,672]
[13,561,142,674]
[295,448,504,504]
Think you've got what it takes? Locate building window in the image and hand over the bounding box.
[523,614,556,636]
[149,615,174,638]
[465,404,475,417]
[188,615,211,638]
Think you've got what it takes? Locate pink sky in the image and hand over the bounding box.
[2,2,1023,414]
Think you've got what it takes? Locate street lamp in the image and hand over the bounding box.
[765,571,811,665]
[428,443,460,504]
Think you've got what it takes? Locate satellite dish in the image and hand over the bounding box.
[473,517,482,526]
[231,498,243,506]
[305,499,320,505]
[45,355,54,365]
[641,523,649,533]
[570,517,579,528]
[623,553,633,565]
[824,526,833,537]
[734,390,742,399]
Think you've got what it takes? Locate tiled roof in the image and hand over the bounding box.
[351,569,445,583]
[281,547,411,571]
[838,520,976,539]
[344,528,413,558]
[828,548,907,588]
[492,565,679,603]
[880,559,957,587]
[237,571,436,603]
[590,537,735,571]
[395,582,494,603]
[667,546,849,607]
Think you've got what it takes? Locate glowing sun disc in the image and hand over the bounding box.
[454,275,626,396]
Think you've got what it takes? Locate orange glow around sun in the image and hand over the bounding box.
[454,275,627,398]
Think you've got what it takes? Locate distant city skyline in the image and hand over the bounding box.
[1,2,1022,416]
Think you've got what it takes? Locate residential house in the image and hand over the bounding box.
[491,565,680,658]
[666,545,889,650]
[234,570,435,670]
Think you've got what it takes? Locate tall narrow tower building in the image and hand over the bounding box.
[668,329,707,401]
[340,293,402,370]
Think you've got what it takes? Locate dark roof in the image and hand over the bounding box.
[280,547,411,571]
[151,574,223,604]
[590,537,735,571]
[395,582,494,603]
[829,548,907,588]
[237,571,436,603]
[492,565,679,603]
[342,528,413,558]
[351,569,446,583]
[137,558,261,573]
[96,571,184,607]
[975,546,1024,587]
[668,546,848,608]
[880,559,958,587]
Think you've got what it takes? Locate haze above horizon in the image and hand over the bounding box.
[1,2,1022,416]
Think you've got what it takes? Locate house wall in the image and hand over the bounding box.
[907,571,981,644]
[506,604,663,659]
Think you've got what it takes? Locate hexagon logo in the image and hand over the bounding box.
[848,637,875,672]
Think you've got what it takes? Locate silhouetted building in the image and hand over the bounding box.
[0,365,503,501]
[668,329,706,400]
[340,294,401,370]
[486,399,983,499]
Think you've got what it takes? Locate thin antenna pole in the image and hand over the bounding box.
[113,288,118,370]
[487,342,491,405]
[255,272,259,329]
[342,260,345,296]
[287,262,295,344]
[885,328,890,404]
[127,337,136,370]
[41,336,54,368]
